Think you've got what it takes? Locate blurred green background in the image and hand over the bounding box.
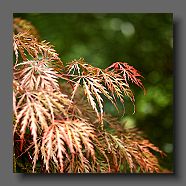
[13,13,173,171]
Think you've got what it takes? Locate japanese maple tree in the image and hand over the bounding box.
[13,18,166,173]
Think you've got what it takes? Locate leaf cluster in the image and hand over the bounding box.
[13,18,167,173]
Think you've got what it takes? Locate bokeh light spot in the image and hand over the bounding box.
[120,22,135,37]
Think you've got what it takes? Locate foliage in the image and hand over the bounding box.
[13,18,168,173]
